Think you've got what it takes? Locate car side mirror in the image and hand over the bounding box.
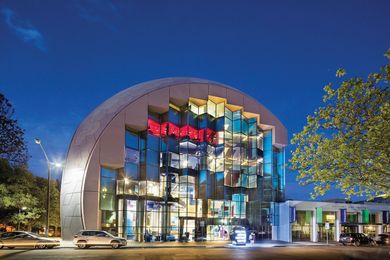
[73,235,78,238]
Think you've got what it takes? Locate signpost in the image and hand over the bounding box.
[325,222,330,245]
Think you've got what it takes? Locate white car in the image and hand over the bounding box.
[73,230,127,249]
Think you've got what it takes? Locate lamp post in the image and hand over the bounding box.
[17,206,27,230]
[34,138,62,237]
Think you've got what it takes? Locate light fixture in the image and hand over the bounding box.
[53,162,63,168]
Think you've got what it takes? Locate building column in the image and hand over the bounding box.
[312,210,317,242]
[376,225,383,236]
[272,226,278,241]
[358,212,363,233]
[375,212,382,236]
[335,210,341,241]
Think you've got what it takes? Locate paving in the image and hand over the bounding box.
[59,239,338,248]
[0,245,389,259]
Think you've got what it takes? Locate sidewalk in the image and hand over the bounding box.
[60,239,338,249]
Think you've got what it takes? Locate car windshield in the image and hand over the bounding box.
[26,232,41,238]
[101,231,114,238]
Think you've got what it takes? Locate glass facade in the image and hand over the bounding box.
[292,210,312,241]
[99,97,285,241]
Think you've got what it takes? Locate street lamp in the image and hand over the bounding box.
[17,206,27,230]
[34,138,63,237]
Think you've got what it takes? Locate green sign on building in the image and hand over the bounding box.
[362,209,369,224]
[316,207,323,224]
[305,210,312,224]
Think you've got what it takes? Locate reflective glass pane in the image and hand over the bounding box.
[216,103,224,118]
[125,130,138,149]
[125,148,140,164]
[207,100,216,117]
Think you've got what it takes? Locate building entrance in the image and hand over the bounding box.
[179,218,195,241]
[341,225,358,233]
[317,224,335,241]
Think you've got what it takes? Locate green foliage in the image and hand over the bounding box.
[335,68,346,78]
[290,51,390,199]
[0,159,60,230]
[0,94,28,166]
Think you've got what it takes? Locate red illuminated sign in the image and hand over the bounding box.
[147,119,161,137]
[148,120,215,144]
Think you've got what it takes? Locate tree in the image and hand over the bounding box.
[0,159,61,232]
[0,94,28,166]
[290,49,390,199]
[0,182,44,230]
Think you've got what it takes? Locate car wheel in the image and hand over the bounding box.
[0,242,3,249]
[47,246,54,249]
[77,241,87,249]
[342,242,346,246]
[7,247,15,249]
[37,243,47,249]
[354,240,360,247]
[370,241,376,247]
[111,241,120,249]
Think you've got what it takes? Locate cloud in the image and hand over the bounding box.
[1,8,47,51]
[74,0,120,31]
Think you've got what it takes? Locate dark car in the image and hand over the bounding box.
[339,233,376,246]
[374,233,390,246]
[0,231,60,249]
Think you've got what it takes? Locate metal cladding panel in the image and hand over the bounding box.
[169,84,190,106]
[226,88,244,106]
[189,83,209,100]
[61,77,288,239]
[208,84,227,99]
[99,111,125,168]
[83,191,100,229]
[124,96,148,131]
[148,88,170,113]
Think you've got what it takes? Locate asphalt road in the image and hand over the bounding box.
[0,246,389,259]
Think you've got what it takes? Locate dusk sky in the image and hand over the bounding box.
[1,0,389,201]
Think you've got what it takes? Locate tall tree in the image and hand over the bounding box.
[290,49,390,199]
[0,94,28,166]
[0,159,61,232]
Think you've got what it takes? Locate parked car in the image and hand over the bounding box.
[339,233,376,246]
[0,231,60,249]
[374,233,390,246]
[73,230,127,249]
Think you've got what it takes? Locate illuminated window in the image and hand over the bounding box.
[100,167,116,211]
[207,100,216,117]
[225,107,232,119]
[216,103,224,118]
[199,104,206,115]
[216,131,224,144]
[189,101,199,115]
[146,181,160,197]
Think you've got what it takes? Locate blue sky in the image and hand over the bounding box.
[0,0,389,201]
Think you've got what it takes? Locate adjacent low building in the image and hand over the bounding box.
[276,200,390,242]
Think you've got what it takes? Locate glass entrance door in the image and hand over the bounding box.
[341,225,358,234]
